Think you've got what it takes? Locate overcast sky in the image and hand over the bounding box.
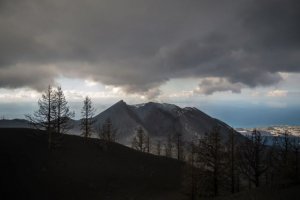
[0,0,299,127]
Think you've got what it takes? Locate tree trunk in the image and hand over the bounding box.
[48,130,52,150]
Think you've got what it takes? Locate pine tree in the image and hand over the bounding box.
[80,96,95,141]
[291,136,300,181]
[131,127,147,152]
[53,86,75,135]
[174,131,184,160]
[156,140,162,156]
[239,129,268,188]
[183,140,198,200]
[97,118,117,142]
[165,133,173,158]
[25,85,56,149]
[146,134,151,153]
[197,126,225,196]
[225,128,239,193]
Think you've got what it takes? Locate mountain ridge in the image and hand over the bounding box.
[81,100,242,144]
[0,100,242,144]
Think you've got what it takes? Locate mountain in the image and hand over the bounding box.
[0,119,30,128]
[92,100,145,143]
[0,101,242,144]
[89,100,242,144]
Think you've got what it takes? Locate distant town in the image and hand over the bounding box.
[236,126,300,137]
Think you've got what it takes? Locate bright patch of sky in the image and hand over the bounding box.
[0,73,299,128]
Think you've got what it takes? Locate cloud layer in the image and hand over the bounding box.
[0,0,299,96]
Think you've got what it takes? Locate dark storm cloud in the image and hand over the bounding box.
[0,64,58,90]
[0,0,299,95]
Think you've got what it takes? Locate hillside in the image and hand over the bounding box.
[212,184,300,200]
[0,128,186,200]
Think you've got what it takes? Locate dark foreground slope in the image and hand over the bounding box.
[212,184,300,200]
[0,128,186,200]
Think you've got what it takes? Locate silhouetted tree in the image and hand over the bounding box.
[272,131,300,183]
[97,118,117,142]
[173,131,184,160]
[272,130,292,180]
[25,85,56,149]
[156,140,162,156]
[291,136,300,182]
[225,128,240,194]
[239,129,268,188]
[80,96,95,141]
[165,133,173,158]
[183,140,199,200]
[53,86,75,135]
[197,126,225,196]
[131,127,147,152]
[146,134,151,153]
